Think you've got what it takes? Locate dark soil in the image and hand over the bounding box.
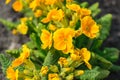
[0,0,120,80]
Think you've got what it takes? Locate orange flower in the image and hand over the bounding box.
[41,9,64,23]
[58,57,68,67]
[66,4,80,12]
[40,29,52,49]
[34,10,42,18]
[80,48,92,69]
[53,28,75,53]
[11,45,30,68]
[12,1,23,12]
[5,0,11,4]
[81,16,99,38]
[6,66,18,80]
[48,73,60,80]
[45,0,57,5]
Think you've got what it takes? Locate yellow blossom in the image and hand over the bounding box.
[74,70,84,76]
[40,66,48,76]
[11,45,30,68]
[49,24,57,31]
[66,4,80,12]
[79,8,91,19]
[41,9,64,23]
[53,28,75,53]
[12,29,18,35]
[70,49,81,61]
[34,10,42,18]
[80,48,92,69]
[45,0,57,5]
[48,73,60,80]
[6,66,18,80]
[17,23,28,35]
[58,57,68,67]
[5,0,11,4]
[20,17,28,23]
[40,29,52,49]
[29,0,41,11]
[81,16,99,38]
[66,0,73,3]
[12,1,23,12]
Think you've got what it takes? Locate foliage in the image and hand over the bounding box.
[0,0,120,80]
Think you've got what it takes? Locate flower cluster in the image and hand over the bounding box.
[1,0,118,80]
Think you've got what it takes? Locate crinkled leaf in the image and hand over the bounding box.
[102,48,120,62]
[89,2,101,17]
[0,54,11,74]
[97,14,112,40]
[80,2,89,8]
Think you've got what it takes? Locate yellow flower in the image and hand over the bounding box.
[20,17,28,23]
[17,23,28,35]
[40,29,52,49]
[74,70,84,76]
[45,0,57,5]
[29,0,41,11]
[6,66,18,80]
[34,10,42,18]
[49,24,57,31]
[81,16,99,38]
[53,28,75,53]
[66,0,73,3]
[58,57,68,67]
[11,45,30,68]
[79,8,91,19]
[40,66,48,76]
[70,49,81,61]
[66,4,80,12]
[48,73,60,80]
[5,0,11,4]
[41,9,64,23]
[80,48,92,69]
[12,29,18,35]
[12,1,23,12]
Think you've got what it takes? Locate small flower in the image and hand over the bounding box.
[81,16,99,38]
[12,1,23,12]
[66,4,80,12]
[45,0,57,5]
[40,29,52,49]
[17,23,28,35]
[41,9,64,23]
[6,66,18,80]
[40,66,48,76]
[12,29,18,35]
[53,28,75,53]
[29,0,41,11]
[11,45,30,68]
[80,48,92,69]
[34,10,42,18]
[5,0,11,4]
[79,8,91,19]
[49,24,57,31]
[48,73,60,80]
[74,70,84,76]
[58,57,68,67]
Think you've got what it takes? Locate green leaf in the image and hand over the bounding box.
[97,14,112,40]
[6,49,20,58]
[80,2,89,8]
[0,18,17,30]
[89,2,101,17]
[80,67,100,80]
[95,69,110,80]
[95,53,113,69]
[102,48,120,62]
[80,67,110,80]
[75,34,89,48]
[30,33,41,49]
[43,51,60,66]
[0,54,11,74]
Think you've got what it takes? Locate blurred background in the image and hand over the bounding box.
[0,0,120,80]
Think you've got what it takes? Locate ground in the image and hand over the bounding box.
[0,0,120,80]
